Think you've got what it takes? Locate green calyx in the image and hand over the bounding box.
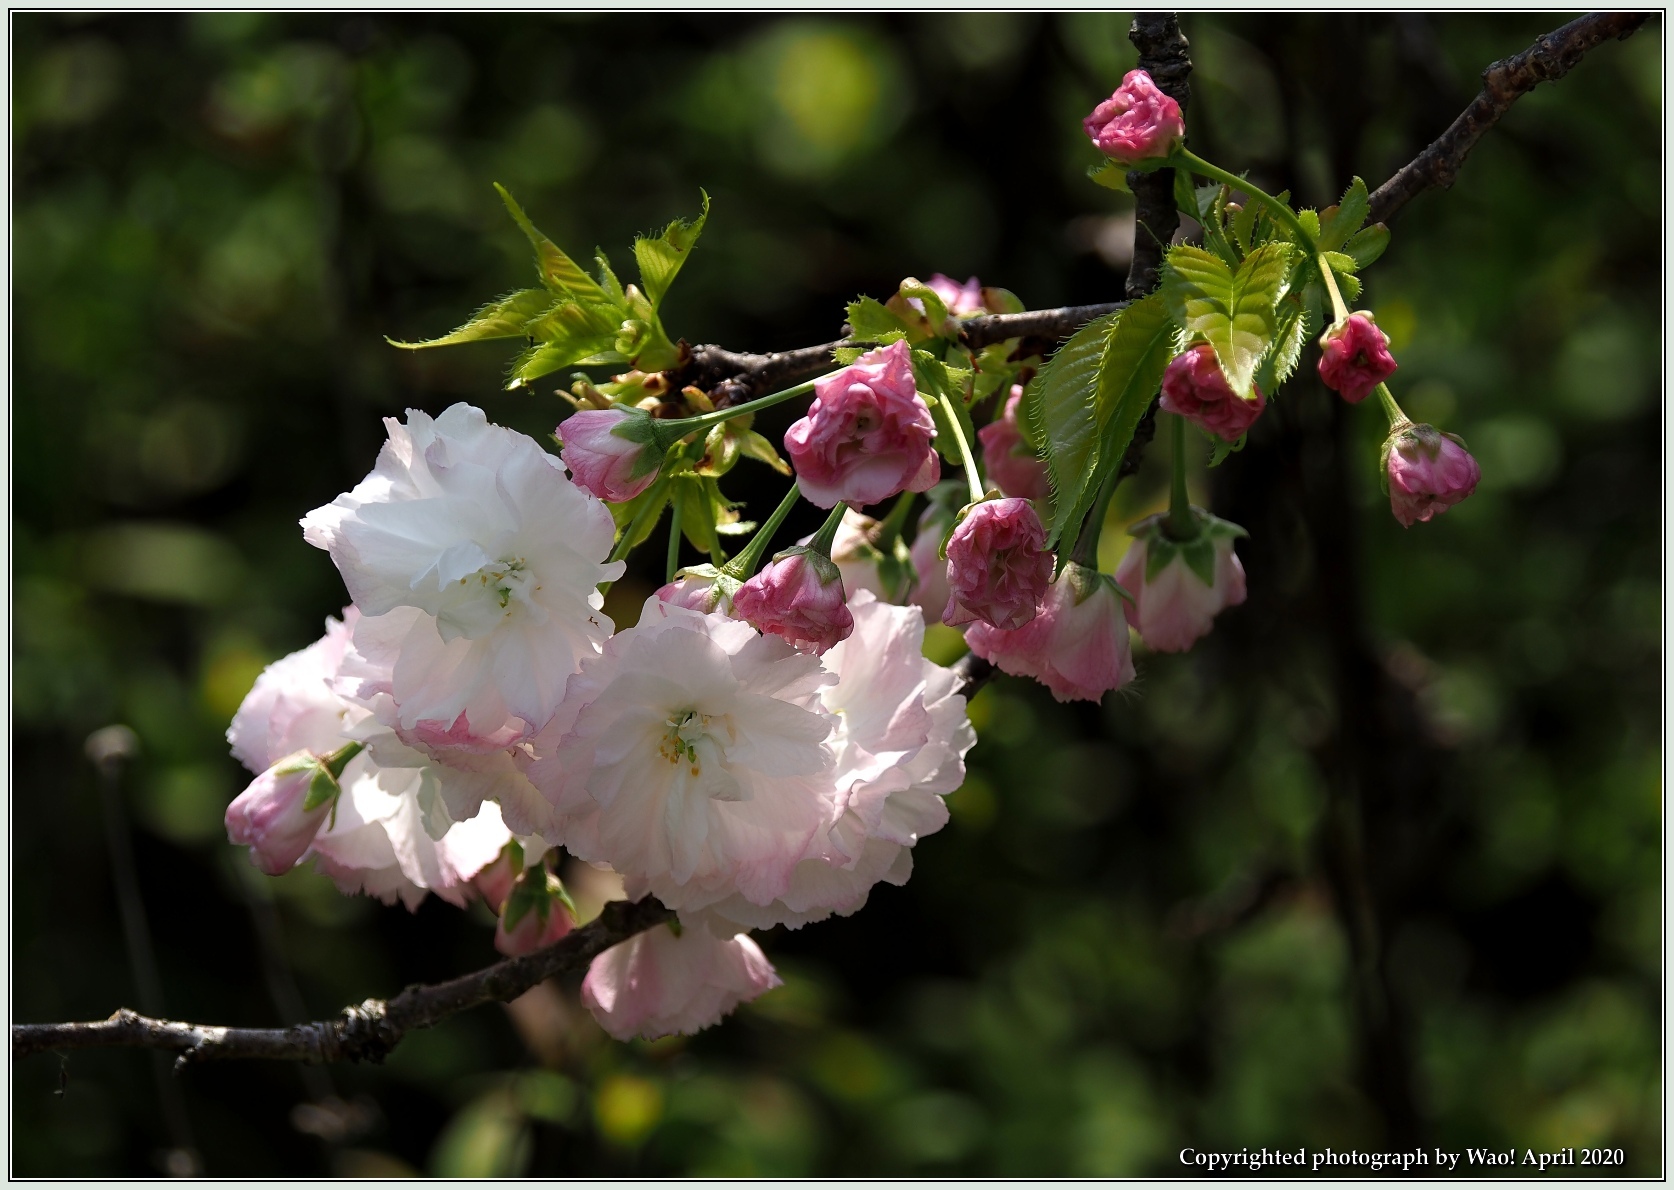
[1062,560,1133,610]
[1128,507,1246,588]
[500,864,576,935]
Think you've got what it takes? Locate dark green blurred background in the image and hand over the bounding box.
[11,12,1662,1176]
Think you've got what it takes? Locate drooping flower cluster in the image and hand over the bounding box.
[228,400,976,1041]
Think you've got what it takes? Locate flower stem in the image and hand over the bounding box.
[939,392,984,506]
[655,375,830,447]
[1171,148,1349,323]
[1374,382,1411,431]
[807,502,849,559]
[1166,413,1199,541]
[665,493,684,583]
[873,490,916,553]
[606,478,670,566]
[722,482,802,579]
[1069,468,1120,569]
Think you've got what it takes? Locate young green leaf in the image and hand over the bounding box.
[1088,160,1131,193]
[1345,223,1391,269]
[846,296,911,344]
[633,191,710,311]
[1050,293,1175,551]
[1026,311,1121,537]
[1253,299,1308,394]
[495,184,613,304]
[1231,199,1258,256]
[1319,176,1369,251]
[1162,242,1294,399]
[387,289,554,349]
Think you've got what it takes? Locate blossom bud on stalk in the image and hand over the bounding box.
[473,842,523,913]
[966,564,1135,703]
[1160,344,1266,443]
[224,741,362,876]
[556,406,663,502]
[1114,511,1248,654]
[1383,423,1481,527]
[926,273,985,318]
[734,549,854,654]
[493,866,576,957]
[1083,69,1186,166]
[978,386,1050,502]
[656,566,738,616]
[943,497,1055,632]
[783,340,940,509]
[1317,313,1398,404]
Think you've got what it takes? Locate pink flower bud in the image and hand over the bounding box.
[732,550,854,654]
[473,845,521,912]
[966,564,1135,702]
[224,753,334,876]
[943,498,1055,632]
[978,386,1050,502]
[656,571,732,615]
[1384,423,1481,527]
[1083,69,1186,166]
[1317,313,1397,404]
[1114,516,1247,653]
[556,407,661,502]
[927,274,985,318]
[783,340,941,509]
[1159,344,1266,443]
[494,895,574,957]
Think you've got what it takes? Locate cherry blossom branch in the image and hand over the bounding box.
[1367,11,1652,224]
[11,897,674,1068]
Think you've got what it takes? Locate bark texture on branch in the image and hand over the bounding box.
[12,897,673,1068]
[1125,14,1193,299]
[1368,11,1651,223]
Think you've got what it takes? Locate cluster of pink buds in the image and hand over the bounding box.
[1318,313,1398,404]
[942,498,1055,632]
[734,548,853,654]
[1160,344,1266,443]
[1383,422,1481,527]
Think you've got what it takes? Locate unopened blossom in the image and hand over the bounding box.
[301,403,622,745]
[473,843,521,912]
[978,386,1050,502]
[1160,344,1266,443]
[1083,69,1185,165]
[691,592,974,932]
[733,550,854,654]
[927,274,985,318]
[943,498,1054,631]
[225,758,336,876]
[656,569,733,616]
[1114,513,1248,653]
[228,610,513,899]
[1384,423,1481,527]
[783,340,940,509]
[1317,313,1397,404]
[555,407,661,502]
[581,923,780,1042]
[492,871,575,956]
[526,599,840,915]
[967,564,1135,702]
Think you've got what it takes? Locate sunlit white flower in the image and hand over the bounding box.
[301,403,623,738]
[693,592,974,931]
[527,599,841,914]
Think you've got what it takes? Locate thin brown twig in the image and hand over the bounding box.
[12,897,674,1069]
[1368,11,1651,223]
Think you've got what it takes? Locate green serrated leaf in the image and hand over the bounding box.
[594,250,625,304]
[387,289,555,349]
[1231,199,1258,256]
[1254,300,1306,394]
[847,296,911,344]
[508,335,624,389]
[1162,242,1294,400]
[1049,293,1175,551]
[1345,223,1390,269]
[1297,209,1321,241]
[1173,170,1201,221]
[1319,176,1369,251]
[633,191,710,311]
[1207,433,1246,468]
[833,345,866,365]
[495,184,612,304]
[1088,160,1131,193]
[1027,312,1121,535]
